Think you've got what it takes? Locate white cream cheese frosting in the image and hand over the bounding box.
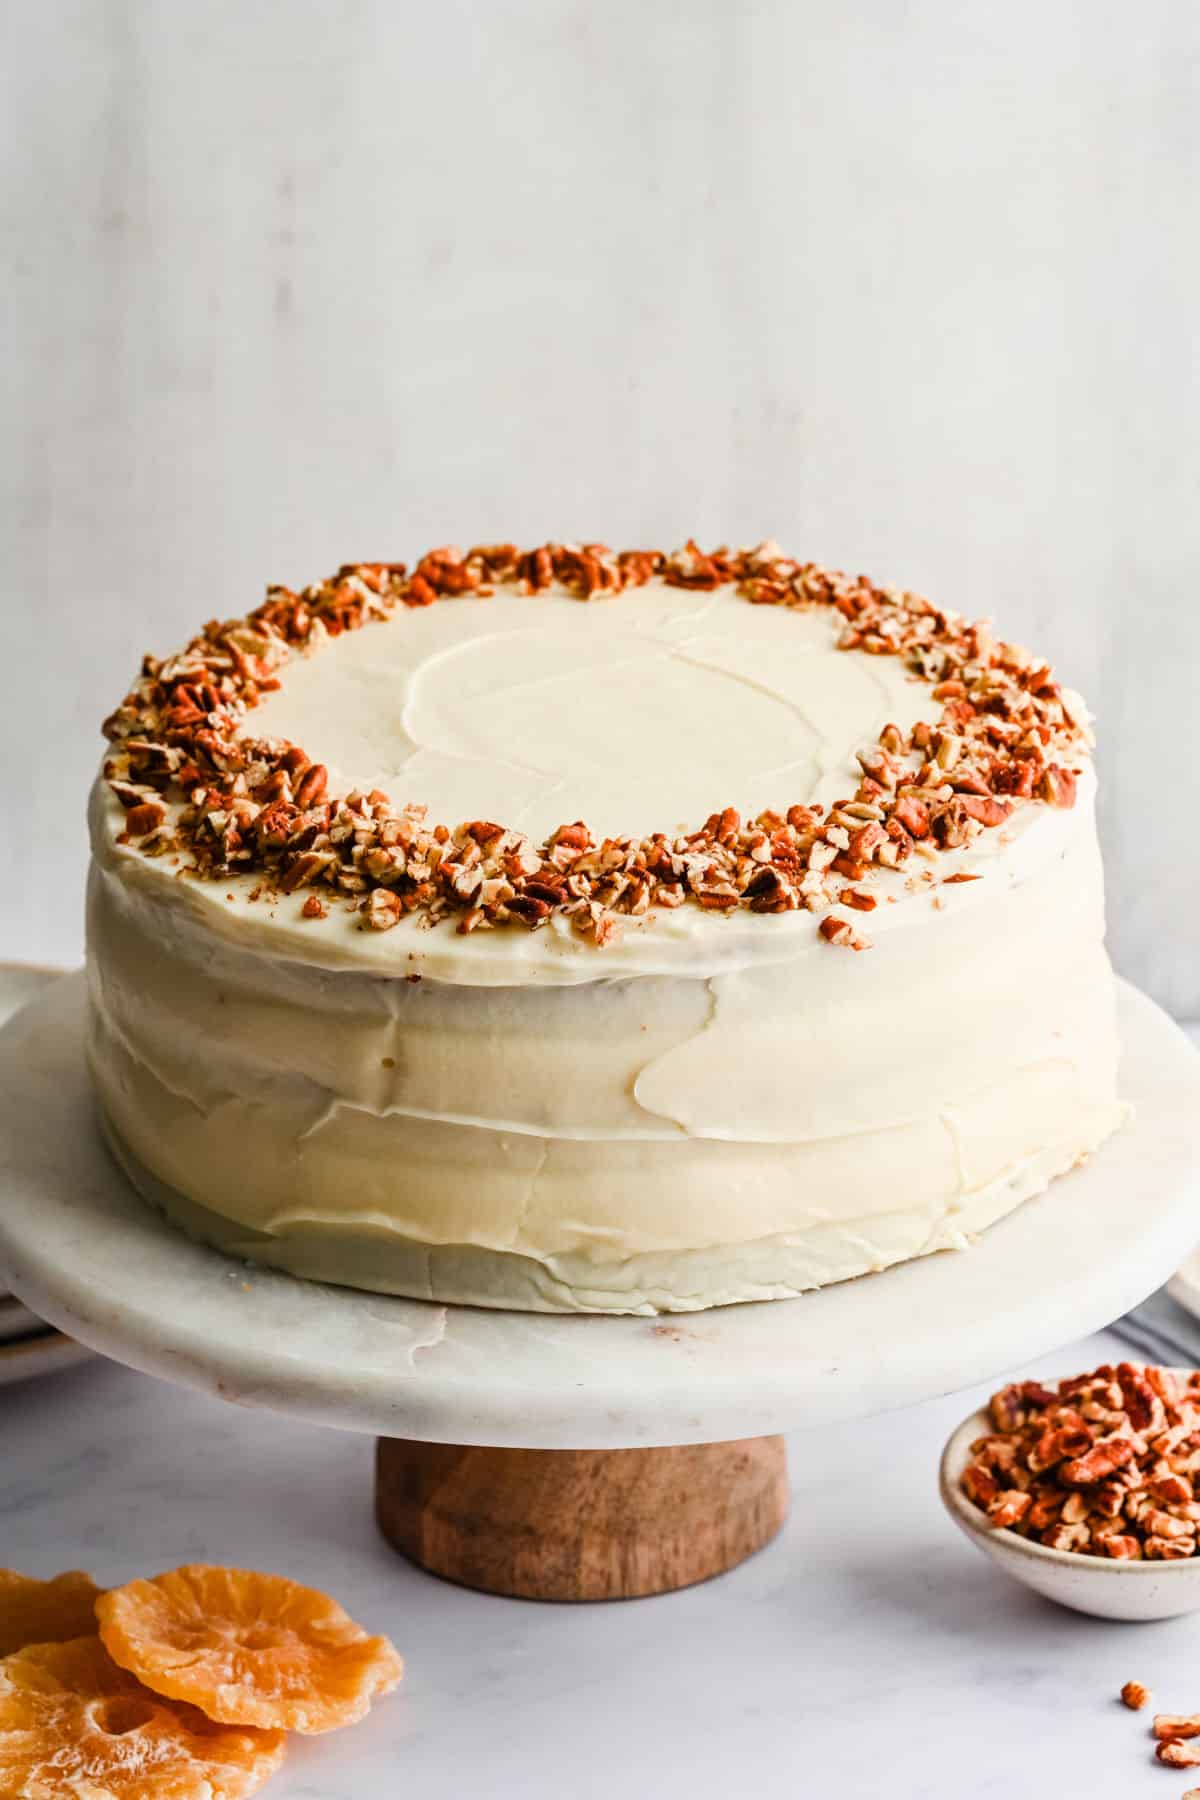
[249,586,940,844]
[86,568,1128,1312]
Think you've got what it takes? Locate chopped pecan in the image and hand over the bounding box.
[124,800,166,836]
[818,915,871,951]
[962,1462,1001,1508]
[363,889,402,931]
[1059,1440,1136,1486]
[1039,764,1077,807]
[1041,1522,1090,1552]
[1145,1536,1195,1560]
[986,1490,1032,1530]
[1152,1473,1194,1506]
[1158,1740,1200,1768]
[293,763,328,809]
[1117,1363,1162,1432]
[1154,1715,1200,1741]
[989,1385,1027,1432]
[1102,1535,1142,1560]
[1028,1421,1093,1472]
[1027,1491,1064,1532]
[957,794,1012,827]
[846,821,886,862]
[278,850,335,893]
[1145,1508,1195,1541]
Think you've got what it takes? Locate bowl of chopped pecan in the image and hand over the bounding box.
[939,1363,1200,1621]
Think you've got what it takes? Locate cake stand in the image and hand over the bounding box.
[2,975,1198,1601]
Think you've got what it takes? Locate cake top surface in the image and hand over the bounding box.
[251,583,936,844]
[93,541,1094,982]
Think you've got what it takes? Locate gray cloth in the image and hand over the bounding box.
[1110,1288,1200,1367]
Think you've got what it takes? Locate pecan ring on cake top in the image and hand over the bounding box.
[98,541,1087,950]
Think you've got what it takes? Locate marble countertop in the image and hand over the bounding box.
[4,1325,1195,1799]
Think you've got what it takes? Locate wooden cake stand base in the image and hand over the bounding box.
[375,1435,788,1600]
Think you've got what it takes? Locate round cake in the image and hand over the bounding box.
[87,541,1127,1313]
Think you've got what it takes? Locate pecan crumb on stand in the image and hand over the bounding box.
[961,1364,1200,1560]
[1120,1681,1150,1712]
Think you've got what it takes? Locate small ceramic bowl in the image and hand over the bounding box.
[940,1396,1200,1622]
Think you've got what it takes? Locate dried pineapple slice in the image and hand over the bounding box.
[98,1565,402,1734]
[0,1569,101,1658]
[0,1634,285,1799]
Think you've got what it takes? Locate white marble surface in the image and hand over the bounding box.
[5,975,1200,1448]
[0,1327,1193,1798]
[3,1,1199,1018]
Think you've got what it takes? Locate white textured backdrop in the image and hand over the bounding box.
[4,0,1197,1014]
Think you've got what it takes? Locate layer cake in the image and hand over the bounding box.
[87,542,1126,1313]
